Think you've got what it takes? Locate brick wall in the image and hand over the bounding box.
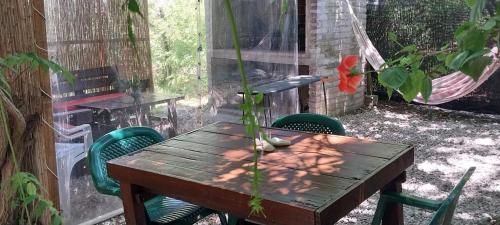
[307,0,367,116]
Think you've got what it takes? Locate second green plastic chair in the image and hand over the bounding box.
[88,127,227,225]
[372,167,476,225]
[271,113,346,136]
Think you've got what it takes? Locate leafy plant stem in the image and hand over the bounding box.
[223,0,264,215]
[0,100,18,169]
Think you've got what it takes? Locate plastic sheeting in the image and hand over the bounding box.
[44,0,301,223]
[206,0,300,123]
[45,0,158,224]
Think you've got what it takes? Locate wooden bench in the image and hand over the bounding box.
[52,66,121,126]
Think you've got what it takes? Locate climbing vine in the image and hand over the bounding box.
[0,53,74,224]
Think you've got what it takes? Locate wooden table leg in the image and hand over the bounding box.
[322,81,328,115]
[166,100,178,137]
[381,172,406,225]
[120,182,147,225]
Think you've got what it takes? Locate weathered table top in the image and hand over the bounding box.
[238,75,322,95]
[108,122,414,225]
[76,92,183,111]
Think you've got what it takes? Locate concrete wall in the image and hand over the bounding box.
[307,0,367,116]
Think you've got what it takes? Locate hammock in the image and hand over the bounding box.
[344,0,500,105]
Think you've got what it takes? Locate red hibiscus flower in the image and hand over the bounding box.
[337,55,362,94]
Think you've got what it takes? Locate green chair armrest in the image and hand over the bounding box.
[382,192,442,211]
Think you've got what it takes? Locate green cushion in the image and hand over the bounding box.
[146,196,204,224]
[271,113,346,136]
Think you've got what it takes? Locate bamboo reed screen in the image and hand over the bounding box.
[0,0,58,224]
[44,0,152,82]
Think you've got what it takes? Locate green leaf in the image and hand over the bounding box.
[440,44,450,51]
[26,182,37,196]
[436,53,447,62]
[455,22,474,37]
[386,87,394,100]
[21,195,36,207]
[0,71,12,100]
[445,53,458,67]
[449,51,470,70]
[128,0,144,18]
[468,0,487,22]
[127,14,138,49]
[456,28,488,52]
[35,199,50,219]
[51,214,62,225]
[388,32,398,42]
[421,76,433,102]
[401,45,417,53]
[460,56,492,80]
[378,67,409,90]
[399,70,426,102]
[482,18,496,30]
[61,70,75,86]
[255,92,264,104]
[466,0,476,7]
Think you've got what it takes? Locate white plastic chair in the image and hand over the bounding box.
[54,123,93,220]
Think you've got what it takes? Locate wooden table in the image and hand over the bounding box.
[77,92,183,135]
[108,122,414,225]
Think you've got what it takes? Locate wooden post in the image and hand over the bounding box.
[143,0,155,92]
[32,0,60,211]
[381,172,406,225]
[120,182,148,225]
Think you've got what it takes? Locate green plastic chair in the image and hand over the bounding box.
[271,113,346,136]
[372,167,476,225]
[88,127,227,225]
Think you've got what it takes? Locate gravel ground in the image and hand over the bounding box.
[99,101,500,225]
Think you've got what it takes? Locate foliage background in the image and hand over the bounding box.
[148,0,208,98]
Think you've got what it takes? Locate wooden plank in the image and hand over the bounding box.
[56,66,118,84]
[166,139,381,176]
[237,75,321,95]
[56,77,116,93]
[172,132,395,180]
[118,150,349,201]
[200,122,409,159]
[108,154,319,225]
[210,49,311,65]
[315,147,414,224]
[77,93,183,111]
[33,0,60,213]
[177,127,400,161]
[47,37,149,46]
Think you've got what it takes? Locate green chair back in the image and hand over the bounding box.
[271,113,346,136]
[429,167,475,225]
[88,127,164,196]
[371,167,476,225]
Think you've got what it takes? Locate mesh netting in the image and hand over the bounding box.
[366,0,470,74]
